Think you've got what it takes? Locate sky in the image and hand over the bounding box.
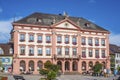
[0,0,120,46]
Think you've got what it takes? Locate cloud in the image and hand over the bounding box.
[88,0,96,3]
[110,33,120,46]
[0,17,22,43]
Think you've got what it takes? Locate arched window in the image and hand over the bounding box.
[89,61,93,71]
[29,60,34,71]
[57,61,62,70]
[65,61,70,71]
[72,61,78,71]
[0,48,4,54]
[37,60,43,70]
[20,60,26,71]
[9,48,13,54]
[82,61,86,71]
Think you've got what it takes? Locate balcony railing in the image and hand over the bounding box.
[54,54,79,59]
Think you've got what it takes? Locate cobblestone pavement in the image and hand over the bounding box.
[1,74,119,80]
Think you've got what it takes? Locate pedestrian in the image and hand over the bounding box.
[104,68,107,77]
[114,69,118,76]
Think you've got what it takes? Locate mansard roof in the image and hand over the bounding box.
[13,12,109,32]
[0,43,13,56]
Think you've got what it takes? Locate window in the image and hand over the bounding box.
[95,38,99,46]
[9,48,13,54]
[38,48,42,56]
[88,38,92,46]
[29,47,34,56]
[20,46,25,55]
[46,48,51,56]
[46,36,51,43]
[82,49,86,58]
[65,48,69,55]
[89,49,93,57]
[20,34,25,42]
[57,47,62,55]
[0,48,3,54]
[95,50,99,58]
[29,34,34,42]
[65,36,69,44]
[37,35,42,43]
[102,50,105,58]
[101,39,105,46]
[72,37,77,45]
[81,37,86,45]
[57,36,62,43]
[73,48,77,56]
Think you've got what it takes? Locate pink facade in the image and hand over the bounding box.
[12,12,110,74]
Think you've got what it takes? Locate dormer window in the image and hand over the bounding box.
[9,48,13,54]
[0,48,4,54]
[85,23,90,27]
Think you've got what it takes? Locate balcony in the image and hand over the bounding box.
[54,54,79,59]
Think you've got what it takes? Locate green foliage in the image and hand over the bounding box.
[93,63,102,73]
[117,66,120,71]
[39,69,49,76]
[0,61,3,67]
[44,61,52,69]
[39,61,60,80]
[47,70,56,80]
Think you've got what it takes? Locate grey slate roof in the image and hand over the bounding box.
[0,43,13,56]
[109,44,120,54]
[14,12,109,32]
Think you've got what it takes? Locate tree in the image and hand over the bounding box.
[39,61,60,80]
[0,60,3,72]
[93,63,102,74]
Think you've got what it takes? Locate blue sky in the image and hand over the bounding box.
[0,0,120,45]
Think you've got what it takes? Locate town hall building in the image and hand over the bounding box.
[11,12,110,74]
